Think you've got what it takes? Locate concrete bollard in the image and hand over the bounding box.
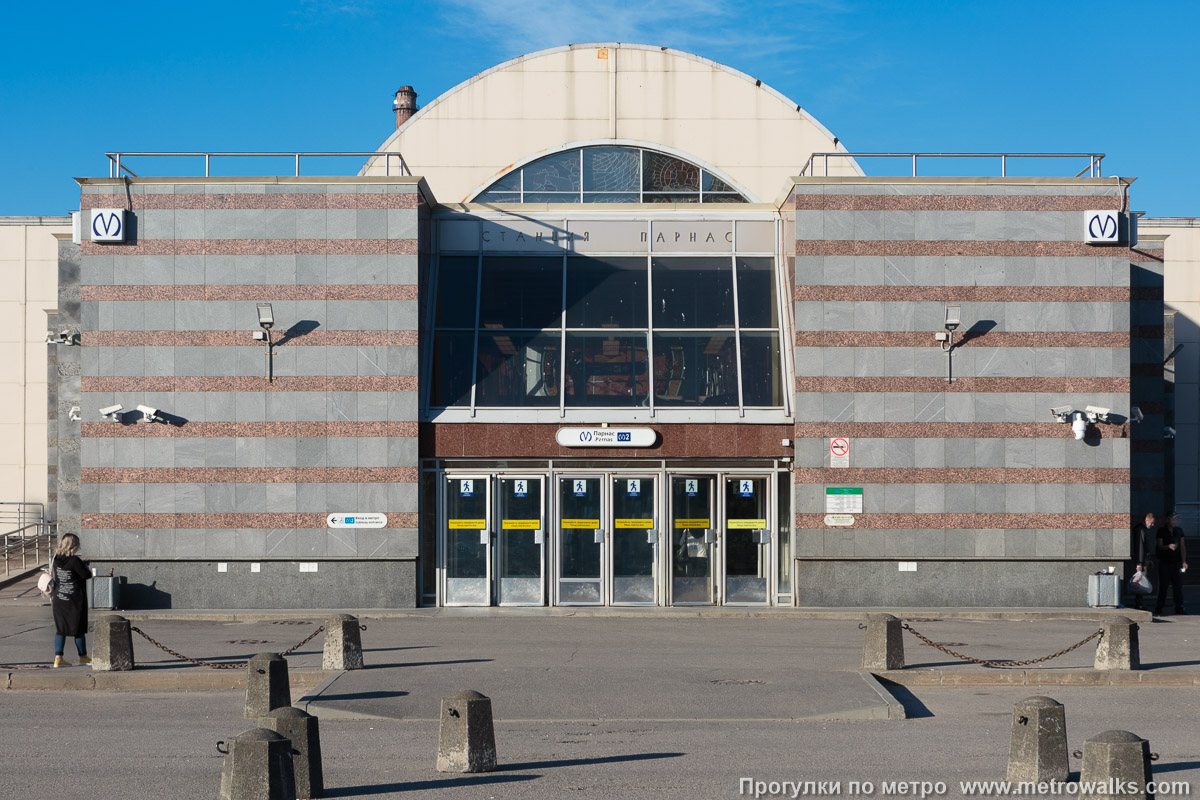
[1079,730,1154,800]
[92,614,135,672]
[861,613,905,671]
[321,614,364,671]
[436,690,497,773]
[1094,617,1140,670]
[245,653,292,719]
[261,707,323,800]
[218,727,298,800]
[1006,696,1068,783]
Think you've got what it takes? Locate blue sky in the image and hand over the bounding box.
[2,0,1196,216]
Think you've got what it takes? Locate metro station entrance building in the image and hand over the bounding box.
[60,43,1156,609]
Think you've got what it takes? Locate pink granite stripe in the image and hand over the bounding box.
[1130,248,1165,263]
[81,285,418,301]
[794,377,1129,393]
[792,423,1128,439]
[82,511,420,529]
[796,241,1135,258]
[87,330,418,347]
[793,286,1130,302]
[793,513,1128,530]
[82,467,420,484]
[794,332,1130,348]
[81,238,418,256]
[794,195,1124,212]
[794,468,1127,484]
[80,193,420,210]
[81,376,419,392]
[81,421,418,438]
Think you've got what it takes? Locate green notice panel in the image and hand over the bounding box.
[824,488,863,514]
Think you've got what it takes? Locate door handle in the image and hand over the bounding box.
[594,529,605,544]
[480,530,489,545]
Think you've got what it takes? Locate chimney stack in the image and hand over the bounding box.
[393,86,418,129]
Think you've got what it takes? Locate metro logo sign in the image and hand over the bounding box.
[90,209,126,242]
[1083,210,1121,244]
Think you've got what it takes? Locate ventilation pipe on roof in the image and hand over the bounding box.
[393,86,418,128]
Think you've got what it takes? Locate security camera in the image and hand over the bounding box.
[1050,405,1074,423]
[99,404,124,421]
[1072,412,1088,440]
[1084,405,1110,423]
[136,405,162,423]
[1130,406,1144,424]
[1164,426,1176,440]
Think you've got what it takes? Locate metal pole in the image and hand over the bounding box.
[295,153,300,177]
[205,154,210,177]
[1001,155,1006,177]
[115,154,121,178]
[823,154,828,176]
[911,154,917,176]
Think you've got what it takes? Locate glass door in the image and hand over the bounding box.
[496,476,545,606]
[557,476,605,605]
[610,475,658,605]
[723,476,770,605]
[669,475,715,604]
[443,475,491,606]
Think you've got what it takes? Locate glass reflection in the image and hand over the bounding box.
[475,332,560,407]
[735,257,777,328]
[431,331,474,406]
[739,332,782,406]
[435,257,477,328]
[479,257,563,330]
[653,332,738,406]
[652,257,734,328]
[566,257,647,328]
[564,334,648,407]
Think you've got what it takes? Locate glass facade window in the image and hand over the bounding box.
[475,146,748,204]
[429,252,784,411]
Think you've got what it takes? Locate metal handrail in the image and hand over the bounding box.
[105,152,410,179]
[2,522,57,577]
[800,152,1106,179]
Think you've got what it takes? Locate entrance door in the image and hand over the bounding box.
[669,476,715,604]
[557,476,605,605]
[610,475,658,605]
[723,476,770,605]
[496,476,545,605]
[444,475,491,606]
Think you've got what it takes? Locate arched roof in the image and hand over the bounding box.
[363,43,859,204]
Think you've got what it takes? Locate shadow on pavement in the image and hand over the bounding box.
[367,658,493,669]
[1141,659,1200,669]
[317,690,409,701]
[874,678,933,719]
[497,751,685,771]
[1155,760,1200,774]
[324,773,539,797]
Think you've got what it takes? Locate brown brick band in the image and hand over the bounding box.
[82,467,420,484]
[87,330,418,347]
[81,421,418,438]
[81,238,419,256]
[82,285,419,301]
[794,468,1127,484]
[792,423,1129,439]
[794,195,1124,212]
[796,241,1135,258]
[793,286,1130,302]
[82,512,420,529]
[793,332,1129,347]
[80,193,421,210]
[82,376,418,392]
[794,513,1128,530]
[794,377,1129,393]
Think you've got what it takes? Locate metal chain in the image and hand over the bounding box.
[901,623,1104,668]
[130,624,324,670]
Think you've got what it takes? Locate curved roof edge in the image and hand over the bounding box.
[365,42,860,177]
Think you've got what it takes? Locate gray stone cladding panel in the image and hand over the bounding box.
[83,559,417,609]
[795,347,1129,378]
[798,210,1095,242]
[793,559,1117,607]
[792,393,1128,423]
[799,301,1125,333]
[795,256,1132,288]
[791,439,1127,470]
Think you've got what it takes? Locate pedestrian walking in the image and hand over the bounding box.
[1128,512,1157,609]
[50,533,92,667]
[1154,512,1189,616]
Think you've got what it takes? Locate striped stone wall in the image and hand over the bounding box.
[63,177,428,608]
[790,178,1142,606]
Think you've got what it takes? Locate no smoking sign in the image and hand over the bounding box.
[830,438,850,468]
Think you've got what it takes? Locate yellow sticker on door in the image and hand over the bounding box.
[561,519,601,528]
[614,519,654,529]
[448,519,487,529]
[727,519,767,529]
[502,520,541,529]
[674,518,711,528]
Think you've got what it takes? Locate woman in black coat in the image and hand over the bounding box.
[50,533,92,667]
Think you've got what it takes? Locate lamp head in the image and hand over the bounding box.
[256,303,274,330]
[944,305,961,332]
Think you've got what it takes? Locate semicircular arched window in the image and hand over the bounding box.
[474,146,748,204]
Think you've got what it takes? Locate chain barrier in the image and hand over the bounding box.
[130,624,324,670]
[901,623,1104,668]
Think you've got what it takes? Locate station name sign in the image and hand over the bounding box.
[556,427,658,448]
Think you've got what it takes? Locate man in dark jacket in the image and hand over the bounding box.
[1128,512,1156,609]
[1154,512,1189,616]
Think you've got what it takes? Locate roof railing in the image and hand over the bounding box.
[800,152,1106,179]
[105,152,409,179]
